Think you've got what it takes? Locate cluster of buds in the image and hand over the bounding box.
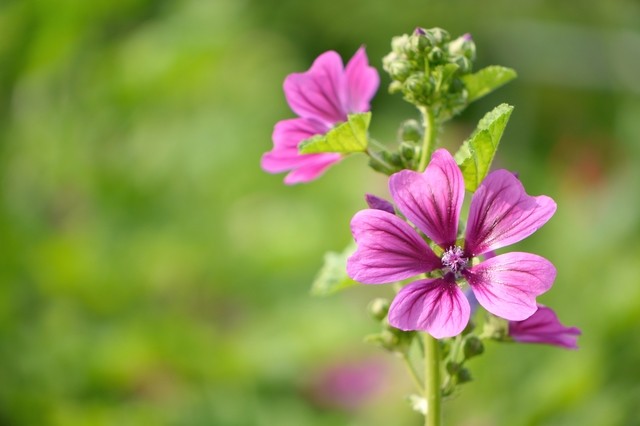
[383,27,476,120]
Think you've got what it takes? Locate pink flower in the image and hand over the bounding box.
[305,357,388,411]
[347,149,557,338]
[508,304,581,349]
[261,47,379,184]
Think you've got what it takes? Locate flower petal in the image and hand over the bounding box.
[508,304,581,349]
[347,209,441,284]
[284,51,347,125]
[388,278,470,338]
[261,118,340,184]
[464,170,557,256]
[272,118,330,151]
[344,47,380,113]
[389,149,464,248]
[464,252,556,321]
[282,155,342,184]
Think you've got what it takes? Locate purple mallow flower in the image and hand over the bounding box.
[261,47,379,184]
[509,304,581,349]
[347,149,557,338]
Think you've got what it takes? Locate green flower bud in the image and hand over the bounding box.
[463,336,484,359]
[451,55,472,74]
[417,34,433,52]
[456,367,472,384]
[391,34,411,54]
[368,298,390,321]
[428,47,445,64]
[446,361,460,375]
[400,142,417,164]
[388,60,411,81]
[365,325,415,354]
[426,27,450,45]
[388,80,403,94]
[398,119,423,142]
[404,73,425,93]
[368,153,395,174]
[448,33,476,61]
[388,152,403,167]
[380,329,399,347]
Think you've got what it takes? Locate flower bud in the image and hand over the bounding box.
[446,361,460,375]
[400,142,417,162]
[365,326,415,354]
[451,55,472,74]
[404,73,424,94]
[398,119,423,142]
[463,336,484,359]
[425,27,450,45]
[448,33,476,61]
[456,367,472,384]
[387,60,411,81]
[387,152,403,167]
[388,80,403,94]
[368,156,395,175]
[368,298,390,321]
[428,47,445,64]
[418,34,432,52]
[391,34,411,54]
[404,73,433,101]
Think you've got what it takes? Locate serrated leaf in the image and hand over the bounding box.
[299,112,370,154]
[462,66,517,103]
[454,104,513,192]
[309,243,357,296]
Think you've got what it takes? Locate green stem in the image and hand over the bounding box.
[424,333,442,426]
[417,106,438,172]
[400,353,424,393]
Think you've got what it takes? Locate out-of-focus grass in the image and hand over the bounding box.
[0,0,639,425]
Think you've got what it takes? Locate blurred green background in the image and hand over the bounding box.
[1,0,639,425]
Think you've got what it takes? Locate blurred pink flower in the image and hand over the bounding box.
[509,304,581,349]
[305,357,388,411]
[261,47,379,184]
[347,149,557,338]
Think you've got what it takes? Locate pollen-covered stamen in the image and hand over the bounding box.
[441,245,469,273]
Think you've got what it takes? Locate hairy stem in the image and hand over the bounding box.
[424,333,442,426]
[417,106,437,172]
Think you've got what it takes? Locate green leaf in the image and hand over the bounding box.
[462,66,517,103]
[454,104,513,192]
[309,243,358,296]
[299,112,370,154]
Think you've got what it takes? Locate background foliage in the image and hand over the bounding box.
[1,0,639,425]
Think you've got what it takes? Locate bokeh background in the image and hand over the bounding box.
[1,0,639,425]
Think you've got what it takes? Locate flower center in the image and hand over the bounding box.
[441,246,468,274]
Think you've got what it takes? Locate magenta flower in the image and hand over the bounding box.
[508,304,581,349]
[347,149,557,338]
[306,357,388,410]
[261,47,379,184]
